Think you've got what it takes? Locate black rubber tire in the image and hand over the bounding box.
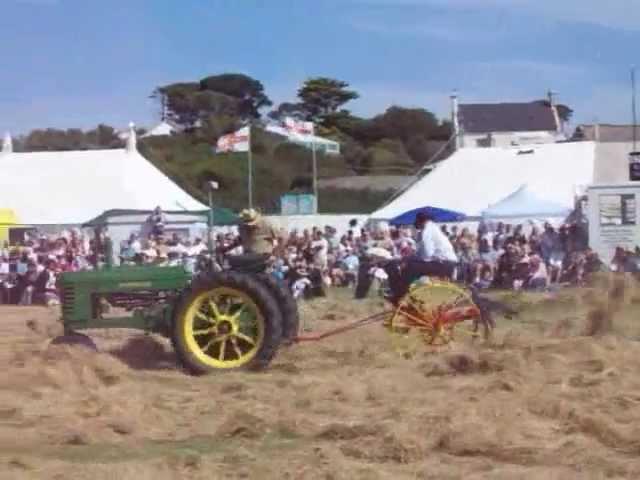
[171,272,283,375]
[257,273,300,344]
[50,332,98,351]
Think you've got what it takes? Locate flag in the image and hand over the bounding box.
[284,117,314,136]
[264,121,340,155]
[215,126,250,153]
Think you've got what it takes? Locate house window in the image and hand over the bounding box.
[599,194,636,226]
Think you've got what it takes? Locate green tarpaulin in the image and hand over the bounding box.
[83,208,239,228]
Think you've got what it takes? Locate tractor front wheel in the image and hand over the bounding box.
[172,272,283,375]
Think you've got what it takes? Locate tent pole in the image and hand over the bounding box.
[248,126,253,209]
[207,189,214,253]
[312,139,318,213]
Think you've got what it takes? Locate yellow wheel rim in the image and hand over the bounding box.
[388,280,475,356]
[183,286,265,369]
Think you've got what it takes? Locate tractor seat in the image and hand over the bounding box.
[227,254,270,274]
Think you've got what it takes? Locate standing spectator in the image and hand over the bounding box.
[35,259,60,305]
[148,206,167,239]
[18,261,39,305]
[311,230,329,271]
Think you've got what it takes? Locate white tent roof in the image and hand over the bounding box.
[481,184,572,219]
[141,121,176,138]
[0,145,205,224]
[372,141,596,219]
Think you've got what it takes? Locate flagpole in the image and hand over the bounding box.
[312,138,318,213]
[248,125,253,209]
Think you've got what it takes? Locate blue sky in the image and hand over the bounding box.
[1,0,639,134]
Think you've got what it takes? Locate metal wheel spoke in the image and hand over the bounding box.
[231,304,248,320]
[208,299,222,320]
[195,311,214,324]
[235,332,256,346]
[218,339,227,361]
[193,327,214,336]
[231,337,243,358]
[222,297,233,316]
[201,336,223,353]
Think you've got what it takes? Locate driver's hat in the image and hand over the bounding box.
[239,208,260,225]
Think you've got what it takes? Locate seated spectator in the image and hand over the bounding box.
[494,243,521,289]
[17,261,39,305]
[525,254,548,290]
[582,248,604,280]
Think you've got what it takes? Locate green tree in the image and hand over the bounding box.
[154,82,201,129]
[267,102,307,122]
[370,106,441,144]
[297,77,359,122]
[154,74,271,131]
[199,73,272,119]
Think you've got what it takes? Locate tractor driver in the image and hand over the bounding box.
[384,211,458,305]
[221,209,278,269]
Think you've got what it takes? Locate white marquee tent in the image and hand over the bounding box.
[371,141,596,220]
[141,121,177,138]
[0,125,205,225]
[481,183,572,219]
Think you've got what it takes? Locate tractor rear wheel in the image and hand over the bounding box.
[172,272,283,375]
[256,273,299,344]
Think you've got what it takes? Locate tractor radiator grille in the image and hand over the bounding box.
[62,287,75,317]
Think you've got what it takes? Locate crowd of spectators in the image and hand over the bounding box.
[256,219,618,298]
[1,215,637,306]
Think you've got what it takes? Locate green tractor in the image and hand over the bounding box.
[55,261,299,375]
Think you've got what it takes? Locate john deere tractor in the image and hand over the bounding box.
[55,258,299,375]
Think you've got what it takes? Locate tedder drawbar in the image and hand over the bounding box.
[54,258,491,375]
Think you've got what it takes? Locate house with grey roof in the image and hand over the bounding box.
[451,93,566,149]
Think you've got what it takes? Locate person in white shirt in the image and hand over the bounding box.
[416,217,458,263]
[384,211,458,305]
[311,231,329,270]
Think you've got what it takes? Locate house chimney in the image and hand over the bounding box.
[2,132,12,154]
[126,122,137,152]
[450,90,461,149]
[547,89,563,135]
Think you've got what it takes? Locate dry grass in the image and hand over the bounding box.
[1,276,640,479]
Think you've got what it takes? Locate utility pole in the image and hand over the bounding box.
[632,66,637,152]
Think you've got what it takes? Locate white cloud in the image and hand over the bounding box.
[349,0,640,31]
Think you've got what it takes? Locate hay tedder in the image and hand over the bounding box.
[55,260,489,375]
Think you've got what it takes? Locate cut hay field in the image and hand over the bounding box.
[1,278,640,479]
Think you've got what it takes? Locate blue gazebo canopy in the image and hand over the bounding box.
[389,206,467,226]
